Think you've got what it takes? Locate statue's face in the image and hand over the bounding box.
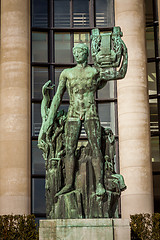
[73,47,88,64]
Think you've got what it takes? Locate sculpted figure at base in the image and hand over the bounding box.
[38,81,66,217]
[38,27,128,219]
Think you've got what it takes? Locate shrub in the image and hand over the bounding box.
[131,213,160,240]
[0,215,39,240]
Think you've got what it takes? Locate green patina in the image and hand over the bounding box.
[38,27,128,219]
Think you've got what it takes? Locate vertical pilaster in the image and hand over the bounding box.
[115,0,154,218]
[0,0,30,214]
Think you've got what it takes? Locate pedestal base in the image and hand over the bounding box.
[39,219,130,240]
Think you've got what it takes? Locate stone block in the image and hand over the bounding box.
[39,218,130,240]
[113,219,131,240]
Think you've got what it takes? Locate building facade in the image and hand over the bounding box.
[0,0,159,219]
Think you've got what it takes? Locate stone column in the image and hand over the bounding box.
[0,0,30,214]
[115,0,154,218]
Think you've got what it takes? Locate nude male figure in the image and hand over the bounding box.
[43,42,126,197]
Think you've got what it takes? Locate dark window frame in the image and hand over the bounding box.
[147,0,160,137]
[146,0,160,213]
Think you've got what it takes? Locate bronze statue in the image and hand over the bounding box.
[38,27,128,219]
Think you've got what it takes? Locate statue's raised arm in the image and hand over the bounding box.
[91,26,128,88]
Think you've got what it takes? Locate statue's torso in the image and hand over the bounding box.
[65,65,99,120]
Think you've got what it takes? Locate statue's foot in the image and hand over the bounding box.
[96,183,106,196]
[55,184,73,197]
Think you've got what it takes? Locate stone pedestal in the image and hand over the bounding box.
[39,219,130,240]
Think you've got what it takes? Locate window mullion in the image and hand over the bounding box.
[48,0,54,94]
[70,0,73,28]
[90,0,96,28]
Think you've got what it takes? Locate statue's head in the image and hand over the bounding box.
[73,43,89,64]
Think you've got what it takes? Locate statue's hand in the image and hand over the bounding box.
[100,68,116,80]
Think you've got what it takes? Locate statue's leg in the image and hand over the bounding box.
[55,119,81,197]
[84,119,105,196]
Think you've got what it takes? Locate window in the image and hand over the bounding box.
[31,0,115,218]
[146,0,160,162]
[146,0,160,213]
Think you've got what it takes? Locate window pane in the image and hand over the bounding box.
[74,32,90,45]
[145,0,153,24]
[32,0,48,27]
[148,62,157,95]
[54,0,70,27]
[146,27,155,58]
[32,32,48,62]
[98,81,114,99]
[55,33,71,63]
[32,103,42,137]
[80,123,87,137]
[98,102,115,133]
[55,68,69,99]
[59,104,69,113]
[32,67,48,99]
[150,99,158,133]
[32,178,46,214]
[73,0,89,27]
[151,137,160,162]
[77,140,88,148]
[96,0,114,27]
[32,140,45,175]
